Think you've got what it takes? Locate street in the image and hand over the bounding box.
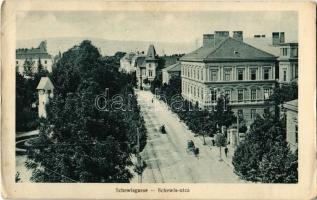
[132,90,241,183]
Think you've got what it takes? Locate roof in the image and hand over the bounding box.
[36,77,54,90]
[181,37,277,62]
[134,55,146,67]
[244,37,280,56]
[283,99,298,112]
[16,41,52,59]
[146,44,158,60]
[121,52,136,61]
[163,62,181,72]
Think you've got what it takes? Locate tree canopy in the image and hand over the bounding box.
[26,41,146,182]
[232,113,297,183]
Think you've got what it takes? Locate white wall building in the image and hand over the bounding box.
[16,41,53,75]
[37,77,54,118]
[283,99,298,152]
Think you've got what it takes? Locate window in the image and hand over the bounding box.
[201,70,203,81]
[193,69,195,79]
[295,64,298,78]
[149,70,153,77]
[264,89,269,100]
[238,90,244,102]
[292,48,298,57]
[283,70,287,81]
[201,88,204,100]
[44,60,47,64]
[251,109,256,119]
[264,68,270,80]
[237,69,244,80]
[250,69,257,80]
[295,125,298,143]
[225,90,231,100]
[197,69,200,80]
[194,87,196,97]
[251,89,256,102]
[188,67,190,77]
[224,69,231,81]
[211,89,217,102]
[282,48,288,56]
[197,88,200,98]
[211,71,218,81]
[16,61,18,65]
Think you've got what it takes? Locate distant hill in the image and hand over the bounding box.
[17,37,197,57]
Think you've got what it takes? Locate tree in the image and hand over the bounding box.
[26,40,147,182]
[215,132,226,160]
[232,113,297,183]
[259,142,297,183]
[23,59,35,77]
[16,72,38,131]
[213,95,236,130]
[269,81,298,118]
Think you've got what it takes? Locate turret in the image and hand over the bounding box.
[36,77,54,118]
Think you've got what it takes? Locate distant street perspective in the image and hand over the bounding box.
[16,11,298,184]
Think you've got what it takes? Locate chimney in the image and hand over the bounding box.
[280,32,285,44]
[233,31,243,42]
[272,32,280,46]
[203,34,214,47]
[214,31,229,46]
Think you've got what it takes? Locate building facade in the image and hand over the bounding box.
[37,77,54,118]
[162,62,181,84]
[278,43,298,83]
[119,52,146,73]
[283,99,298,152]
[180,31,277,125]
[136,44,158,88]
[16,41,53,75]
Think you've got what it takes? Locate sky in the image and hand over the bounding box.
[17,11,298,43]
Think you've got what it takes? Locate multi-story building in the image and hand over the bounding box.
[283,99,298,152]
[180,31,277,124]
[16,41,53,75]
[119,45,159,89]
[278,43,298,83]
[136,44,158,88]
[162,62,181,84]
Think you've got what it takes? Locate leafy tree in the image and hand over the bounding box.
[23,59,35,77]
[269,82,298,118]
[26,40,146,182]
[215,132,226,159]
[232,113,297,183]
[150,77,162,94]
[259,142,297,183]
[213,94,236,131]
[16,72,38,131]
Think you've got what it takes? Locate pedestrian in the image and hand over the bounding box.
[212,139,215,146]
[224,147,228,158]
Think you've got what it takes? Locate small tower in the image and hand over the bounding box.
[145,44,158,82]
[36,77,54,118]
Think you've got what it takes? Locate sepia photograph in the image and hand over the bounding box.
[15,10,299,184]
[1,1,315,199]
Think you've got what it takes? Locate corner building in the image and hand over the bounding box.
[180,31,277,125]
